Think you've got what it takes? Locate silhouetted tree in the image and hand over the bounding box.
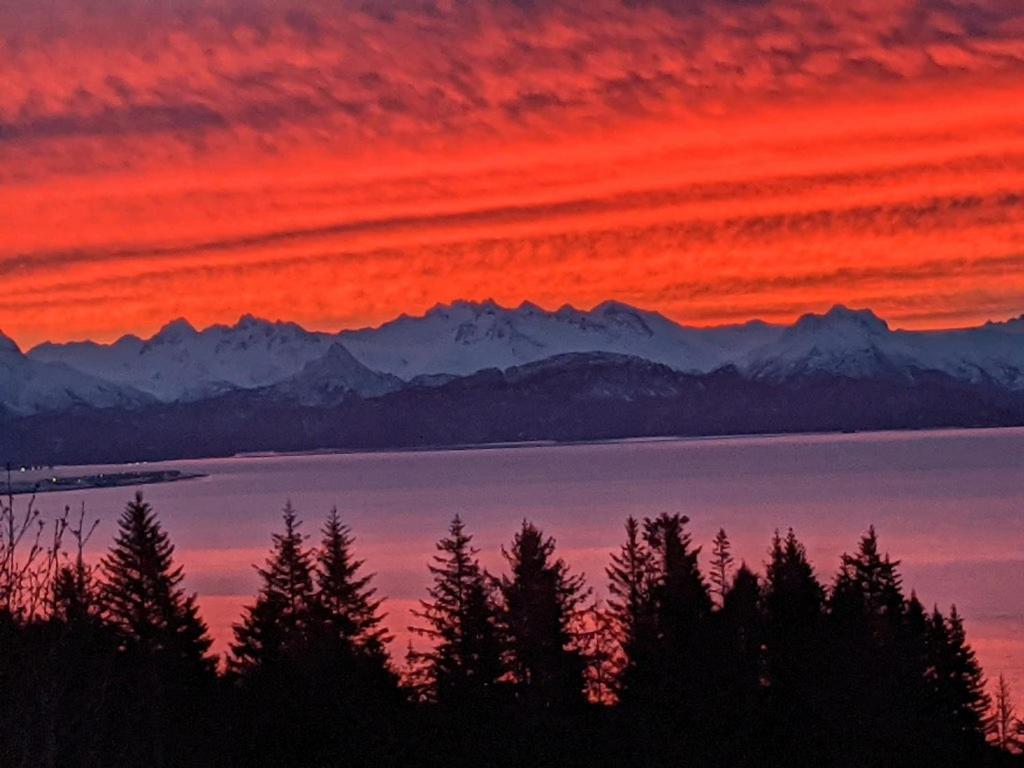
[606,517,656,699]
[410,515,504,707]
[577,601,621,705]
[830,526,904,637]
[992,675,1022,754]
[498,521,589,710]
[709,528,734,607]
[102,493,214,668]
[231,501,316,672]
[701,562,765,765]
[316,506,390,660]
[826,527,913,763]
[643,513,713,721]
[763,529,828,765]
[928,605,993,755]
[719,563,764,705]
[100,492,215,768]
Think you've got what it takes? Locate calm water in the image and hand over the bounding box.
[26,428,1024,700]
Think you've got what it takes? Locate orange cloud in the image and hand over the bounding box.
[1,1,1023,345]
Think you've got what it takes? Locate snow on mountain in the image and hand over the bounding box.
[744,305,1024,387]
[338,299,761,378]
[744,306,919,380]
[0,330,152,416]
[30,315,335,402]
[21,301,1024,409]
[266,342,404,406]
[909,322,1024,390]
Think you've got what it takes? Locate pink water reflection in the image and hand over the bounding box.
[35,427,1024,703]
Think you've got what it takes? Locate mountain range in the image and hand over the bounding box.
[4,300,1024,464]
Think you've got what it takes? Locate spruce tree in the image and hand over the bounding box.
[498,521,589,710]
[231,500,317,672]
[709,563,765,759]
[52,558,95,627]
[410,515,503,707]
[316,506,390,661]
[606,517,656,699]
[644,514,712,641]
[830,526,904,639]
[101,492,213,671]
[100,493,215,767]
[893,591,948,758]
[762,529,828,762]
[641,513,715,742]
[928,605,992,750]
[826,528,910,763]
[720,563,763,700]
[764,529,825,631]
[709,528,734,608]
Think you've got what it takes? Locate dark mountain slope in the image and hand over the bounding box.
[3,353,1023,466]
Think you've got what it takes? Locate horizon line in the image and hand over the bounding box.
[6,298,1023,352]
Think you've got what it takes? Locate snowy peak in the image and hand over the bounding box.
[267,342,403,406]
[791,305,890,338]
[150,317,198,345]
[744,306,911,381]
[31,315,335,402]
[0,341,152,417]
[16,300,1024,415]
[339,299,724,378]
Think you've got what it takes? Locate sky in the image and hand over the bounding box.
[2,0,1024,347]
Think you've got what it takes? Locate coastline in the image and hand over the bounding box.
[4,469,206,497]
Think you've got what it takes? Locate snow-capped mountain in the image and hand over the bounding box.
[22,301,1024,414]
[338,299,779,378]
[745,305,1024,388]
[744,306,918,381]
[30,315,334,402]
[0,330,152,416]
[265,342,404,406]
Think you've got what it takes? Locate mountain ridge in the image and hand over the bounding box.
[7,299,1024,462]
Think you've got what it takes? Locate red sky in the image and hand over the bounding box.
[2,0,1024,347]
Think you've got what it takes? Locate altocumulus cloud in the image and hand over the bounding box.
[0,0,1023,344]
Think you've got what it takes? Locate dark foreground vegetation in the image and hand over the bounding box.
[1,491,1022,768]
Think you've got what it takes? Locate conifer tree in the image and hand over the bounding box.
[706,563,765,758]
[826,529,912,762]
[762,529,828,761]
[644,514,713,711]
[101,492,213,671]
[100,493,215,768]
[411,515,504,706]
[498,521,589,709]
[316,507,390,661]
[720,563,763,698]
[830,526,904,639]
[231,501,317,672]
[52,558,95,626]
[928,605,993,749]
[764,529,825,630]
[709,528,734,608]
[644,514,712,638]
[606,517,656,698]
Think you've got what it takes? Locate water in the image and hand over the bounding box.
[21,427,1024,701]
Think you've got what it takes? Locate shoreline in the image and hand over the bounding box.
[4,469,207,497]
[228,423,1022,461]
[26,423,1024,476]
